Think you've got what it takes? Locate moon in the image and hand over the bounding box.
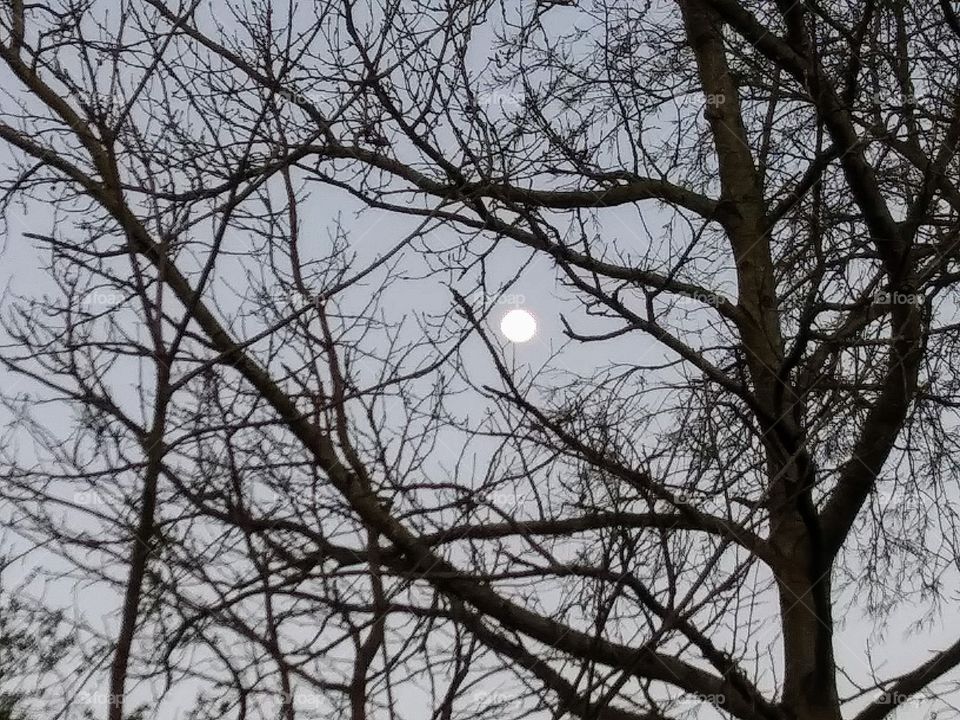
[500,308,537,343]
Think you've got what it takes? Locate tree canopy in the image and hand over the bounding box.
[1,1,960,719]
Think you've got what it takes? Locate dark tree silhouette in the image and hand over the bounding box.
[1,1,960,719]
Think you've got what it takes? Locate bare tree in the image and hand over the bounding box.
[1,1,960,719]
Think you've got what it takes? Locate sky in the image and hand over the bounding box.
[0,1,958,719]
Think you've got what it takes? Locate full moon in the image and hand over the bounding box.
[500,308,537,343]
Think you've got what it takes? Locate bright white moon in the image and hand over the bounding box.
[500,308,537,343]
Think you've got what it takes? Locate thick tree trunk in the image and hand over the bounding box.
[773,523,842,720]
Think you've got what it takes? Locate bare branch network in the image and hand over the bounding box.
[0,1,959,720]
